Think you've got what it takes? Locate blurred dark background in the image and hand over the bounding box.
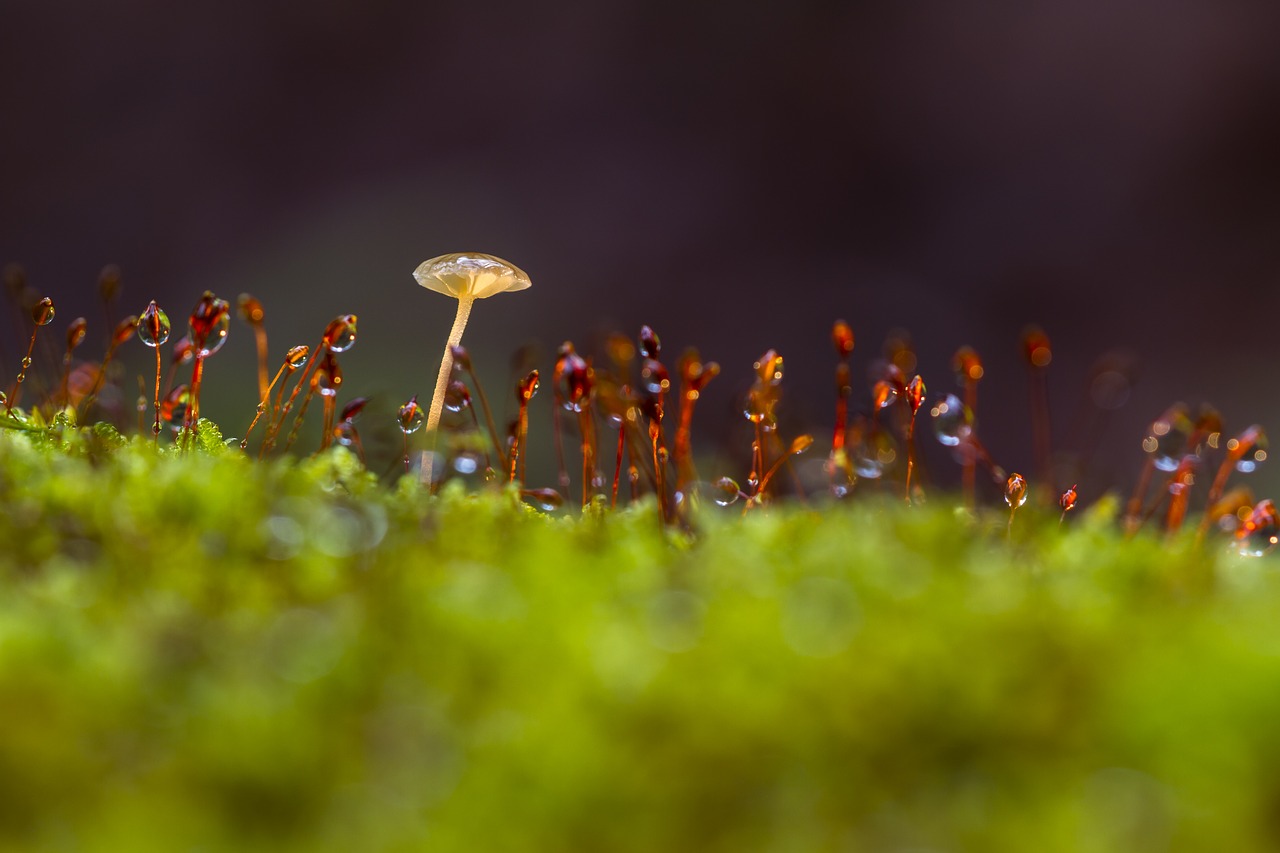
[3,0,1280,500]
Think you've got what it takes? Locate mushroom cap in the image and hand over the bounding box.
[413,252,531,300]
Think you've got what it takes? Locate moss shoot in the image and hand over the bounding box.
[0,420,1278,852]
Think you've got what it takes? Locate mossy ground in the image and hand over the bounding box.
[1,421,1278,852]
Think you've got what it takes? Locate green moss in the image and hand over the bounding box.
[0,422,1277,851]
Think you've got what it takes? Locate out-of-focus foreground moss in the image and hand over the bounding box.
[1,421,1278,852]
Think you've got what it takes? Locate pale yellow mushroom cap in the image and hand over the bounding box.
[412,252,532,300]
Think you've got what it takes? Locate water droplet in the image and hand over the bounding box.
[313,354,342,397]
[323,314,357,353]
[32,297,54,326]
[850,418,896,478]
[1005,473,1028,508]
[1227,425,1268,473]
[65,317,88,352]
[931,393,974,446]
[285,345,309,369]
[516,370,540,403]
[1236,500,1280,557]
[237,293,265,325]
[138,301,170,347]
[161,384,191,431]
[555,343,594,412]
[873,380,897,409]
[828,320,854,359]
[713,476,741,506]
[789,434,814,455]
[1145,404,1192,472]
[906,375,926,413]
[1060,484,1079,513]
[333,421,358,447]
[444,380,472,413]
[753,349,784,386]
[638,325,661,359]
[640,358,669,396]
[521,487,563,512]
[678,350,719,398]
[398,396,424,434]
[188,292,230,357]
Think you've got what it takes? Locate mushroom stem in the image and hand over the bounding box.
[422,294,475,483]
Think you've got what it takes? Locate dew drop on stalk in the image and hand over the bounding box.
[517,370,540,404]
[754,349,784,386]
[557,347,593,412]
[713,476,741,507]
[188,292,230,357]
[444,380,472,413]
[1060,484,1078,514]
[872,380,897,410]
[333,421,358,448]
[398,396,424,434]
[1143,404,1192,472]
[849,418,896,479]
[138,302,170,347]
[1236,499,1280,557]
[640,358,669,396]
[906,375,926,414]
[7,296,56,414]
[314,358,341,398]
[161,385,192,431]
[285,345,310,370]
[521,487,563,512]
[1227,425,1268,473]
[638,325,661,360]
[931,393,973,446]
[33,297,55,327]
[323,314,357,353]
[1005,473,1028,508]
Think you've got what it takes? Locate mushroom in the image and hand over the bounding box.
[413,252,531,483]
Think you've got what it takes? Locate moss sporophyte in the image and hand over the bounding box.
[9,256,1280,851]
[0,257,1277,556]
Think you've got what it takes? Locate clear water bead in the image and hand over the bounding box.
[138,301,171,347]
[931,394,973,446]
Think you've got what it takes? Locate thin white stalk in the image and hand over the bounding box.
[421,295,475,484]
